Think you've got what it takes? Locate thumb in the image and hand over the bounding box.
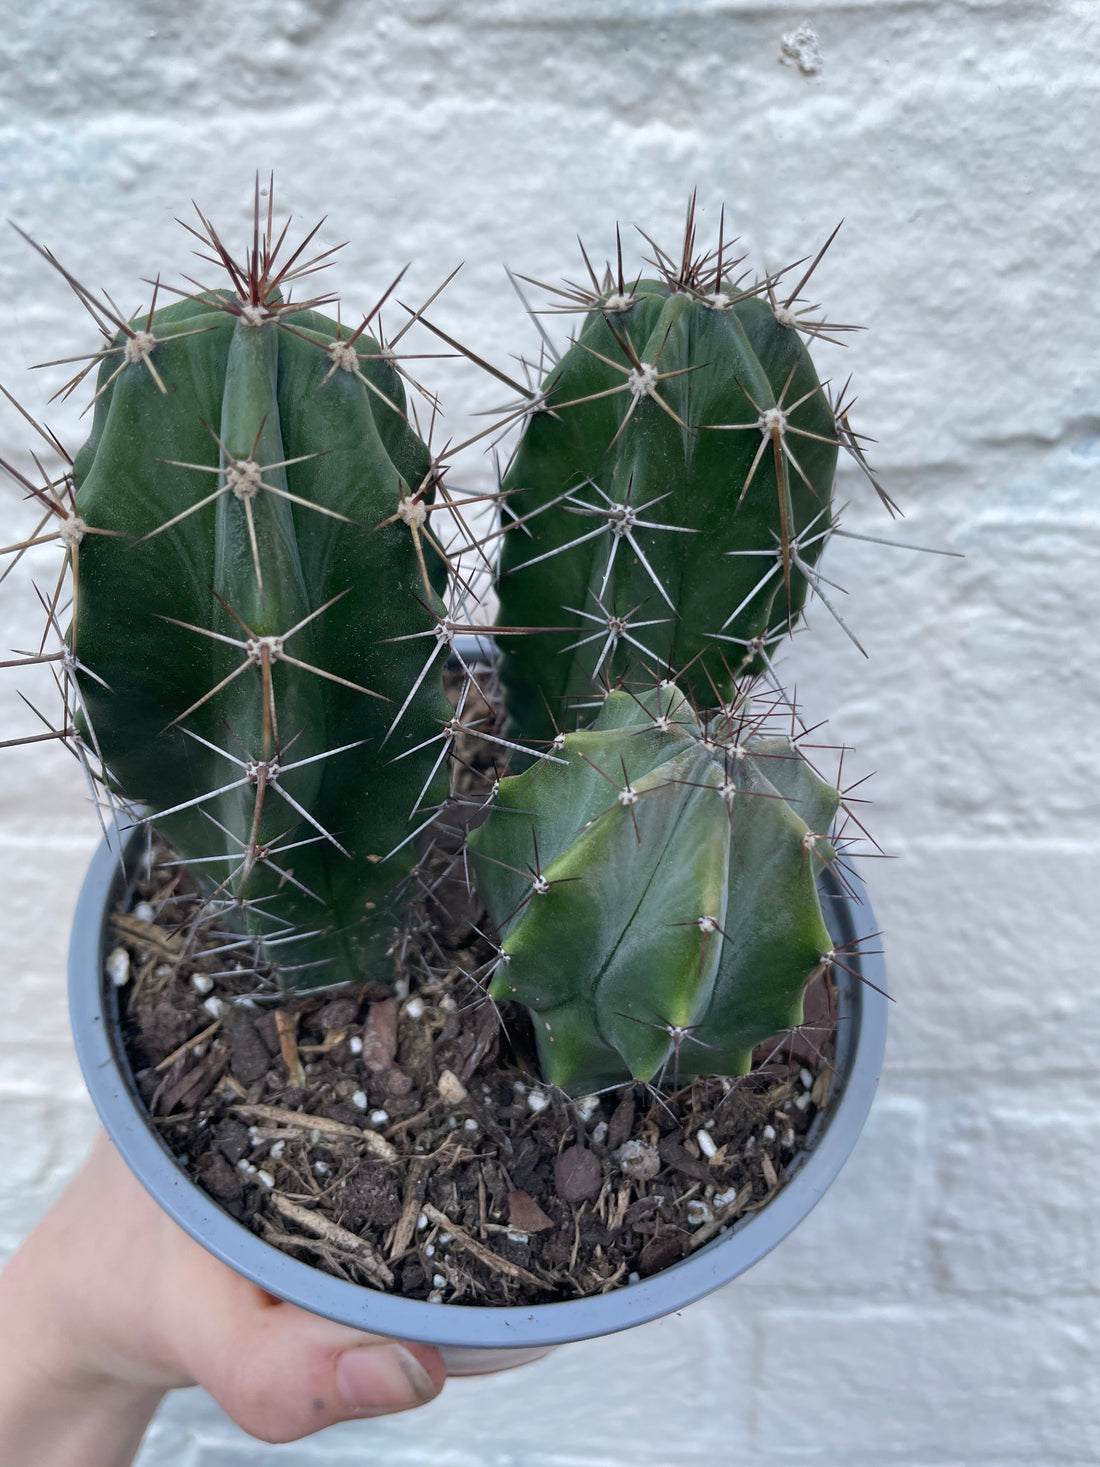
[186,1290,445,1443]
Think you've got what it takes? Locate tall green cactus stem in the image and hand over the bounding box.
[494,242,841,745]
[468,681,841,1093]
[66,210,452,983]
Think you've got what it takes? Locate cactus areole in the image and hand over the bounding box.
[469,682,841,1094]
[69,219,451,984]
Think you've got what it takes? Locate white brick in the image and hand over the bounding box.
[0,1092,98,1259]
[928,1096,1100,1298]
[132,1416,201,1467]
[0,834,104,977]
[866,845,1097,1075]
[755,1302,1100,1460]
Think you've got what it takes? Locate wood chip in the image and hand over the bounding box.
[362,998,398,1073]
[638,1233,683,1276]
[607,1091,635,1151]
[275,1008,306,1089]
[270,1194,394,1287]
[154,1019,220,1073]
[111,911,182,962]
[657,1134,712,1185]
[506,1189,555,1233]
[420,1203,547,1289]
[457,1005,500,1083]
[761,1152,779,1190]
[623,1194,664,1228]
[607,1183,632,1231]
[155,1047,227,1116]
[231,1104,397,1161]
[389,1156,431,1260]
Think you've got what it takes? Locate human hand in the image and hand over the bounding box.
[0,1131,446,1465]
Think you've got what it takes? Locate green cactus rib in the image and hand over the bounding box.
[72,278,452,984]
[494,278,839,744]
[468,683,840,1093]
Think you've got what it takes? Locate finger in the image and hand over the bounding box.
[186,1291,445,1443]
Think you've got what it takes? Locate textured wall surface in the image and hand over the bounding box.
[1,2,1097,1463]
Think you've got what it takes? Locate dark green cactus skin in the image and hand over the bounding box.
[73,291,451,983]
[495,283,838,744]
[468,683,839,1094]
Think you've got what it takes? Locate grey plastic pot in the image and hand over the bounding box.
[69,823,888,1375]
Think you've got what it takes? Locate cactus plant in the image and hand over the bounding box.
[468,679,842,1094]
[489,212,864,746]
[3,192,466,982]
[2,194,891,1081]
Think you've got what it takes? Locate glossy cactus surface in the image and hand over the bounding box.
[469,682,840,1093]
[67,234,452,982]
[494,267,839,744]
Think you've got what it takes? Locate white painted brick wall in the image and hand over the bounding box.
[1,2,1097,1462]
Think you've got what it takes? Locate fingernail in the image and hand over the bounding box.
[336,1344,437,1411]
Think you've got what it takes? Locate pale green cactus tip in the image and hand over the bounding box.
[468,677,850,1095]
[0,182,490,985]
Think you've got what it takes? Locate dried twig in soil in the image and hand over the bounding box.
[231,1103,398,1161]
[270,1194,394,1287]
[420,1202,548,1290]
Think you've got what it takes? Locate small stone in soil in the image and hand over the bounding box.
[318,999,358,1030]
[614,1140,660,1181]
[106,947,130,987]
[638,1235,683,1276]
[437,1069,467,1104]
[554,1144,602,1203]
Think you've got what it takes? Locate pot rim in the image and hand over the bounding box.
[69,823,887,1350]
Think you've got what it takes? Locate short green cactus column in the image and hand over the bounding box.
[469,682,841,1092]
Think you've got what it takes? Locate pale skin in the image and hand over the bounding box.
[0,1133,447,1465]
